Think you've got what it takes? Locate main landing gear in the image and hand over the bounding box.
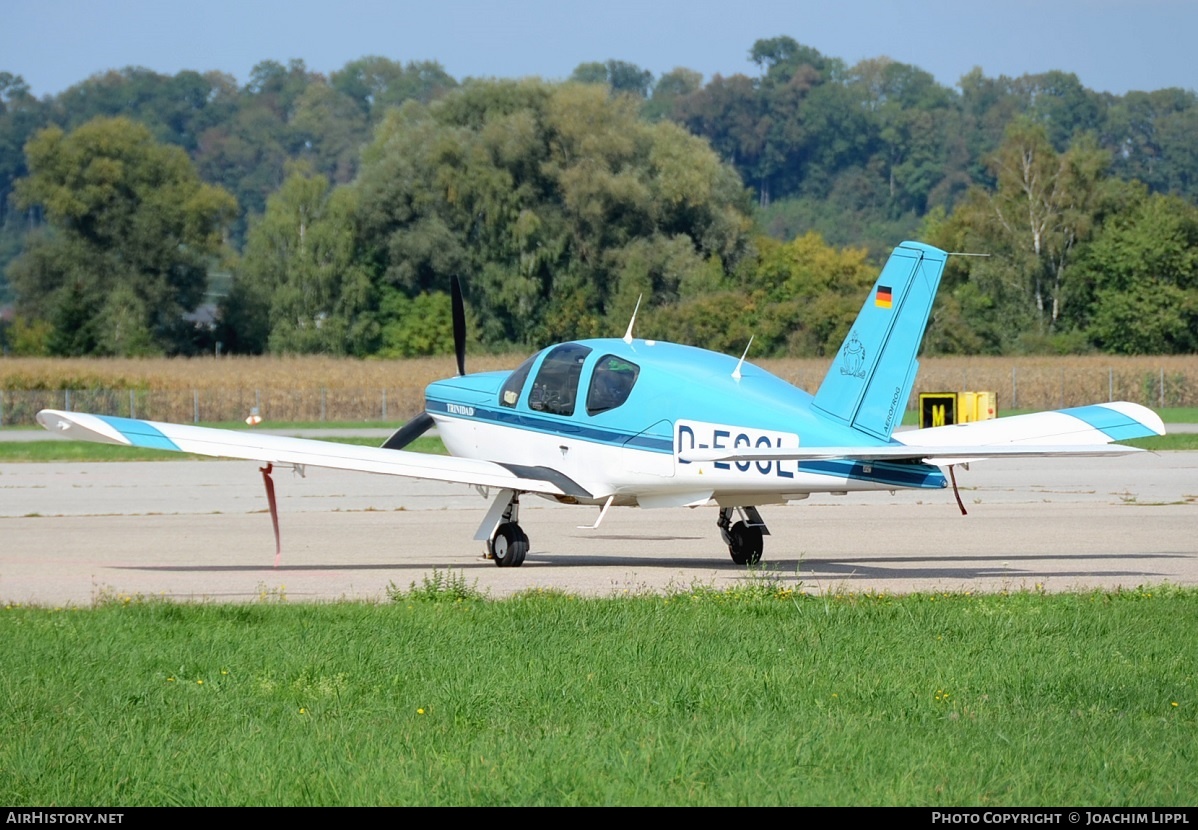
[718,506,768,565]
[479,492,772,568]
[482,490,528,567]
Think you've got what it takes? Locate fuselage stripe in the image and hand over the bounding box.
[426,398,674,452]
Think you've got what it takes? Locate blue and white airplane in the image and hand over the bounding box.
[37,241,1165,567]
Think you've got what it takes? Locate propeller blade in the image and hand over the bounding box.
[381,412,436,451]
[451,275,466,377]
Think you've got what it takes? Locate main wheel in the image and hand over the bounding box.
[728,521,763,565]
[491,522,529,568]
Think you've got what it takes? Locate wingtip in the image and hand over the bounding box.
[1102,401,1166,437]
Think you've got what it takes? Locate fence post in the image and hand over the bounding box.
[1011,367,1017,410]
[130,389,136,419]
[320,388,327,422]
[1160,367,1165,408]
[382,389,388,421]
[193,390,199,424]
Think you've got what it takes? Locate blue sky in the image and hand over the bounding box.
[4,0,1194,98]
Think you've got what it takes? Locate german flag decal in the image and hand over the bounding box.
[875,285,893,308]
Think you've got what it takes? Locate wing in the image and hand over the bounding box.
[36,410,591,499]
[678,402,1165,465]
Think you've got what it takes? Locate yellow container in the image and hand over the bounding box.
[959,391,997,422]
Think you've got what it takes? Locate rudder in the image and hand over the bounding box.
[813,241,948,441]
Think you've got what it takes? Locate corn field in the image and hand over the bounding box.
[1,354,1194,426]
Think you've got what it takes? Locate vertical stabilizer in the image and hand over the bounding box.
[812,241,948,441]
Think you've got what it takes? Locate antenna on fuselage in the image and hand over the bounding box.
[622,295,642,345]
[731,336,754,381]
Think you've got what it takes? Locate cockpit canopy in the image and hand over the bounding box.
[498,344,640,419]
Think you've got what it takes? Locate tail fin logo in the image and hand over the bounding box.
[875,285,893,308]
[839,331,867,378]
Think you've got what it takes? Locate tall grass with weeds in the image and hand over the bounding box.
[1,583,1194,806]
[386,568,489,603]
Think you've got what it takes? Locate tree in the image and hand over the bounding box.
[8,117,236,355]
[226,163,372,354]
[193,60,321,228]
[331,57,456,120]
[642,67,702,122]
[750,36,833,82]
[930,120,1112,350]
[51,67,238,155]
[847,57,963,215]
[352,79,752,350]
[648,231,875,357]
[290,83,368,183]
[569,60,654,98]
[1073,191,1198,354]
[0,73,46,224]
[0,73,49,299]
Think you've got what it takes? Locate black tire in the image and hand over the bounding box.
[491,522,529,568]
[728,521,763,565]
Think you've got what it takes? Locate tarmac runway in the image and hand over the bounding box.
[1,452,1194,605]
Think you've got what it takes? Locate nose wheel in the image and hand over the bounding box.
[490,522,529,568]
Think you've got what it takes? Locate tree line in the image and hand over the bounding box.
[1,37,1196,358]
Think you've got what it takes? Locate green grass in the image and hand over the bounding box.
[0,582,1193,806]
[1121,434,1198,451]
[1155,406,1198,422]
[0,435,447,462]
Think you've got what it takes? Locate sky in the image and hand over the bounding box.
[3,0,1195,98]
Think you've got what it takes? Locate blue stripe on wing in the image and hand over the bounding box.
[96,416,182,451]
[1062,405,1159,442]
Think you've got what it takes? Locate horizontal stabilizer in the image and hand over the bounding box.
[680,402,1163,465]
[899,401,1165,448]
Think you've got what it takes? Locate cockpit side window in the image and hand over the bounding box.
[586,355,640,415]
[499,353,539,409]
[528,343,592,416]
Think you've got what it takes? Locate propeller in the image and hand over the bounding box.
[380,411,436,450]
[451,274,466,377]
[380,276,468,452]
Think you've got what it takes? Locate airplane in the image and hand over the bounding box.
[37,240,1166,568]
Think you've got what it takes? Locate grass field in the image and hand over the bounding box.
[1,580,1193,806]
[0,434,448,462]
